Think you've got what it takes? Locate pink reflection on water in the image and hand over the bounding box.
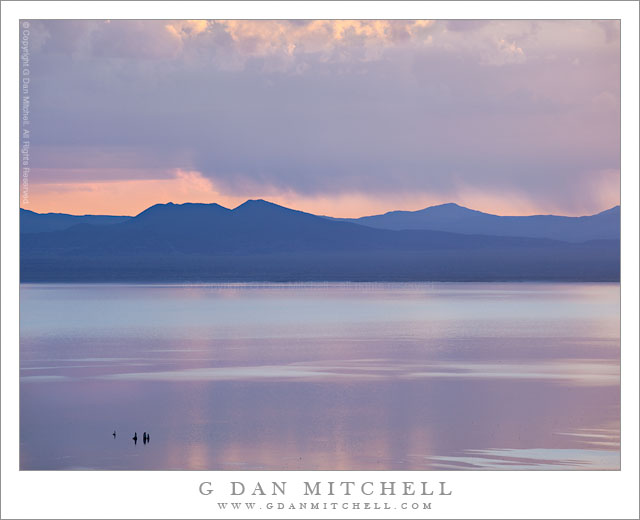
[20,283,620,470]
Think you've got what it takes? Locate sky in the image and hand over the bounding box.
[21,19,620,217]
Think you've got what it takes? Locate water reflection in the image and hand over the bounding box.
[20,283,620,470]
[428,448,620,470]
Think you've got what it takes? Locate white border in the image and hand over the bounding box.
[2,2,638,519]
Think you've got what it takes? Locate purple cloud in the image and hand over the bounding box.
[25,20,620,215]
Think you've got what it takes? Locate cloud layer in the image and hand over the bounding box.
[24,20,620,216]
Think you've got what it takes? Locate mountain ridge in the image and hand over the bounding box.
[326,203,620,242]
[20,199,619,282]
[20,201,620,242]
[20,208,131,234]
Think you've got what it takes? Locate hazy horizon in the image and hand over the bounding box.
[20,198,621,219]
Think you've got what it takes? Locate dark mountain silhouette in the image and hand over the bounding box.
[20,200,619,282]
[328,203,620,242]
[20,208,131,234]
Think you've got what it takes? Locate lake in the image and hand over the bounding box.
[19,282,620,470]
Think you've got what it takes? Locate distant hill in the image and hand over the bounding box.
[23,200,556,255]
[20,208,131,234]
[328,203,620,242]
[20,200,619,282]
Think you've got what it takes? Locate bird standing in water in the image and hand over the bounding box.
[112,430,116,438]
[133,432,138,444]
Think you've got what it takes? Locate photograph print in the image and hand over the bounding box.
[19,19,620,471]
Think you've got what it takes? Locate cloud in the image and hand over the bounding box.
[28,169,221,216]
[34,20,439,69]
[25,20,620,216]
[445,20,490,32]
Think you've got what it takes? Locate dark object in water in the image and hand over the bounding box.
[112,430,116,438]
[132,432,137,445]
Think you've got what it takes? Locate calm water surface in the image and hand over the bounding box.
[20,283,620,470]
